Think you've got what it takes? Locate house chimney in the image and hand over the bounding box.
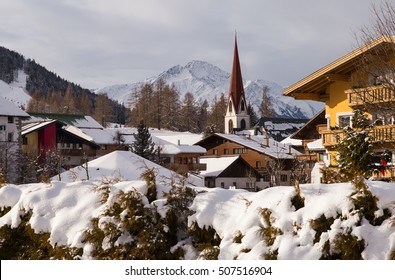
[262,136,269,147]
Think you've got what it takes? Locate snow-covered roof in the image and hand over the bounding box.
[26,113,104,129]
[0,96,29,117]
[64,126,95,143]
[199,156,239,177]
[255,117,308,141]
[79,128,115,145]
[281,136,303,146]
[21,120,59,135]
[151,130,203,146]
[208,133,301,159]
[152,135,206,155]
[56,150,180,183]
[307,138,325,151]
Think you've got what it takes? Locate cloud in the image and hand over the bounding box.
[0,0,376,88]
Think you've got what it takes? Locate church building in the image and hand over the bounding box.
[224,35,250,134]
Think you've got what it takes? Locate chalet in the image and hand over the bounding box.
[153,136,206,174]
[198,156,261,190]
[99,127,207,174]
[0,97,30,182]
[22,119,100,168]
[284,36,395,180]
[195,133,300,187]
[254,117,308,142]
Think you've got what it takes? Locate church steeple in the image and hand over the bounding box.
[228,33,246,114]
[225,33,250,134]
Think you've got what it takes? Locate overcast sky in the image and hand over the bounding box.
[0,0,379,89]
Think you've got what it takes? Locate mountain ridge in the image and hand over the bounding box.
[96,60,324,119]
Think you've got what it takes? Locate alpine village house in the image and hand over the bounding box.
[284,35,395,182]
[196,35,301,190]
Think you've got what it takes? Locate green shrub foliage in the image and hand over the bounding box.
[310,214,336,244]
[0,211,80,259]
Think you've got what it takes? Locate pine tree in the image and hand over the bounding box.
[63,83,77,114]
[197,99,209,133]
[247,102,258,127]
[259,85,275,118]
[335,109,374,181]
[93,93,113,127]
[207,93,226,133]
[180,92,199,132]
[132,120,157,161]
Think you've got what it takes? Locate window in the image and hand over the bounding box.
[233,182,237,187]
[240,100,245,111]
[373,113,394,126]
[338,115,352,128]
[233,148,246,154]
[0,125,5,131]
[220,182,225,188]
[280,174,288,182]
[213,149,218,155]
[7,132,13,142]
[8,116,14,123]
[229,101,233,113]
[224,148,228,155]
[228,120,233,132]
[240,119,246,130]
[256,161,261,169]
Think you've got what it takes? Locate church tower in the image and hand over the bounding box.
[224,34,250,134]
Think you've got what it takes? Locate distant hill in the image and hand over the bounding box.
[0,46,92,102]
[96,60,325,119]
[0,46,126,123]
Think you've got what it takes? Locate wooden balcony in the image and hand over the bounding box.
[321,125,395,147]
[165,163,207,172]
[347,85,395,107]
[296,154,318,162]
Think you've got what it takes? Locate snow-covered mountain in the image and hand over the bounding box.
[0,70,31,108]
[96,60,324,119]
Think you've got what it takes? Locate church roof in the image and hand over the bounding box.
[228,35,246,113]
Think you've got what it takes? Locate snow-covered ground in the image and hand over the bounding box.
[1,151,394,259]
[0,70,31,108]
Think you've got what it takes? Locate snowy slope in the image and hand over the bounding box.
[1,151,394,259]
[0,70,31,109]
[96,60,324,119]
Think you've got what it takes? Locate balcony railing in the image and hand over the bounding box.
[347,85,395,106]
[321,125,395,147]
[165,163,207,172]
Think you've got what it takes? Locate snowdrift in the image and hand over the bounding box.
[1,173,394,259]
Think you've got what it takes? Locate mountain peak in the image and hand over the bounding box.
[96,60,324,119]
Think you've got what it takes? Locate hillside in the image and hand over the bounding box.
[96,60,325,119]
[0,46,126,123]
[0,151,394,260]
[0,46,93,102]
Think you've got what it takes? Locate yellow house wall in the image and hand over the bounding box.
[23,132,39,155]
[325,81,352,127]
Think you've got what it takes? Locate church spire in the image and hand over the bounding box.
[228,33,246,114]
[224,33,250,134]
